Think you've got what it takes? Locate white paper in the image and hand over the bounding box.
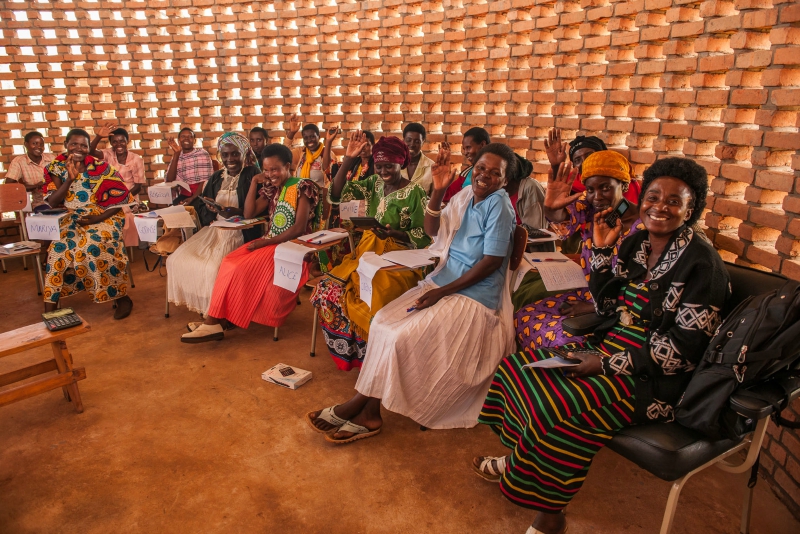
[525,251,571,263]
[210,219,242,228]
[356,252,396,309]
[380,249,436,269]
[339,200,366,220]
[523,356,580,369]
[156,206,195,229]
[513,257,534,292]
[273,241,314,292]
[297,229,348,245]
[147,185,175,204]
[536,261,589,292]
[25,213,65,240]
[527,228,559,243]
[134,216,159,242]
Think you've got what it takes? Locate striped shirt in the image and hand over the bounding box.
[177,148,213,187]
[5,153,55,207]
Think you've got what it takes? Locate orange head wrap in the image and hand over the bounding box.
[580,150,632,184]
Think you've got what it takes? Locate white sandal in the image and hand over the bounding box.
[324,420,381,444]
[305,406,347,434]
[472,455,507,482]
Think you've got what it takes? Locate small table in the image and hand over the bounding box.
[0,317,90,412]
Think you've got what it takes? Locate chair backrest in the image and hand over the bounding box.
[510,225,527,271]
[723,262,788,317]
[0,183,27,213]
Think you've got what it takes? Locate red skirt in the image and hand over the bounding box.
[207,243,308,328]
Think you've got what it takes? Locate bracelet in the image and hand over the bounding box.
[425,205,442,217]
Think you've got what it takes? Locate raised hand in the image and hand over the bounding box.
[431,142,457,192]
[326,124,342,140]
[65,158,80,181]
[166,137,181,155]
[96,121,119,138]
[592,207,623,248]
[344,131,369,159]
[543,161,581,210]
[285,115,301,137]
[544,128,567,167]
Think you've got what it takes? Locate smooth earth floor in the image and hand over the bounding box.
[0,250,798,534]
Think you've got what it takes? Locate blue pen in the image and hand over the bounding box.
[531,259,569,263]
[312,232,327,244]
[407,306,416,313]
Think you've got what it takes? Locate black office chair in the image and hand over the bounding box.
[562,263,800,534]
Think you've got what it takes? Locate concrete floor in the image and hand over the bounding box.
[0,250,798,534]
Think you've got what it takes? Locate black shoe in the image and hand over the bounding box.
[114,296,133,320]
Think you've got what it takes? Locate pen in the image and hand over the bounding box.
[407,306,416,313]
[530,259,569,263]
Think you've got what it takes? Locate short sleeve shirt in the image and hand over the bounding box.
[6,153,55,207]
[430,188,516,310]
[101,149,145,198]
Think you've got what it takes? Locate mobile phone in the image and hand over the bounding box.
[349,217,382,229]
[38,208,68,215]
[604,199,629,228]
[201,197,225,211]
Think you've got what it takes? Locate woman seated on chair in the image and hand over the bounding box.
[167,132,263,316]
[306,143,518,443]
[310,133,430,370]
[181,144,321,343]
[42,128,135,319]
[514,151,645,351]
[474,157,729,534]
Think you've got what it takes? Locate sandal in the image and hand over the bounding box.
[187,320,237,332]
[324,420,381,444]
[305,406,347,434]
[472,456,507,482]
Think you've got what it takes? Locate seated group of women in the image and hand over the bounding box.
[37,125,729,534]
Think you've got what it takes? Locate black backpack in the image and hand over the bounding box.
[675,280,800,439]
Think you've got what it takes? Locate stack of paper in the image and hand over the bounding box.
[380,249,436,269]
[0,241,40,255]
[297,229,348,245]
[356,252,396,309]
[156,205,195,229]
[210,217,265,228]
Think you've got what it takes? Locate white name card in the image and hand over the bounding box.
[339,200,366,220]
[273,241,314,293]
[25,213,65,241]
[134,216,159,242]
[147,185,175,205]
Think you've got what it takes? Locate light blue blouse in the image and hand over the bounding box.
[430,188,515,310]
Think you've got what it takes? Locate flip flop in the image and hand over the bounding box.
[324,420,381,444]
[472,456,507,482]
[306,406,347,434]
[525,525,567,534]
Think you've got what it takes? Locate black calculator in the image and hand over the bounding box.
[42,308,82,331]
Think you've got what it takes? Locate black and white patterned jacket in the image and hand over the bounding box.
[589,225,731,423]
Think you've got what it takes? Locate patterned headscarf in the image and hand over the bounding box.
[373,136,410,169]
[217,132,260,171]
[580,150,632,184]
[569,135,607,162]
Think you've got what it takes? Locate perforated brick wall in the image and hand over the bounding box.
[0,0,798,516]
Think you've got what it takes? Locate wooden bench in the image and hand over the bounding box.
[0,317,90,412]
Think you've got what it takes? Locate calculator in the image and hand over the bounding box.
[42,308,82,331]
[521,224,553,240]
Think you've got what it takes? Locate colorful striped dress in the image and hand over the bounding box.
[479,281,654,512]
[206,178,319,328]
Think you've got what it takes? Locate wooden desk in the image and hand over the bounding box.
[0,317,90,412]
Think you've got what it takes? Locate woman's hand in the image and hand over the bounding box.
[592,207,623,248]
[543,161,581,210]
[344,131,369,159]
[377,225,407,242]
[77,214,104,227]
[247,239,268,251]
[414,287,446,310]
[326,124,341,141]
[96,121,118,139]
[65,159,81,181]
[285,115,301,138]
[562,351,604,378]
[431,142,457,192]
[218,206,243,218]
[166,137,181,155]
[558,301,595,317]
[544,128,567,167]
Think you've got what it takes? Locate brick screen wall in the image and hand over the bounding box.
[0,0,798,517]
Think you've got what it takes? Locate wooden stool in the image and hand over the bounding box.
[0,317,90,413]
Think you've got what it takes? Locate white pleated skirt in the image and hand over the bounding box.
[166,226,243,315]
[355,280,514,429]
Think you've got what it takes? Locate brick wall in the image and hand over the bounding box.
[0,0,798,516]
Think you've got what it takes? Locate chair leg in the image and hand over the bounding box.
[34,256,43,296]
[127,262,135,289]
[22,255,28,270]
[128,246,135,263]
[659,475,689,534]
[310,307,318,357]
[273,326,278,342]
[165,281,170,318]
[740,478,754,534]
[1,259,6,273]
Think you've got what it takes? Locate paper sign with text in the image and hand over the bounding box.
[273,241,313,293]
[147,185,175,205]
[339,200,366,220]
[134,216,159,242]
[25,213,65,240]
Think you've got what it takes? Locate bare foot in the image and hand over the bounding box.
[331,408,382,440]
[310,397,369,432]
